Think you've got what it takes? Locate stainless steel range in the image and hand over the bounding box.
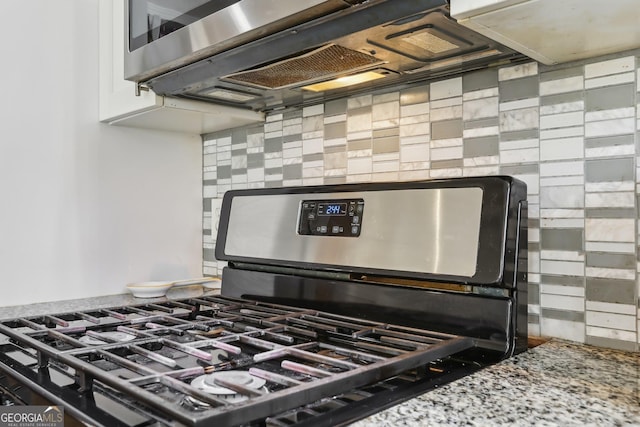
[0,176,527,426]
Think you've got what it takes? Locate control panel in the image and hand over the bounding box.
[298,199,364,237]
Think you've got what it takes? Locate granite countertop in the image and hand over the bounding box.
[1,295,638,426]
[352,340,640,427]
[0,286,218,320]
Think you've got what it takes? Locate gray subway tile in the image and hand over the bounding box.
[203,179,217,187]
[586,84,635,111]
[541,275,585,287]
[529,218,540,228]
[324,145,346,154]
[211,130,231,140]
[303,153,324,162]
[231,128,246,143]
[464,117,499,130]
[283,164,302,180]
[247,153,264,169]
[217,165,232,179]
[499,76,539,102]
[325,99,347,116]
[463,136,499,158]
[431,119,463,140]
[373,127,399,139]
[325,122,347,140]
[540,65,583,82]
[463,68,498,92]
[540,228,584,251]
[264,138,283,153]
[247,124,264,135]
[586,208,635,219]
[265,180,284,188]
[283,135,302,144]
[284,109,303,120]
[585,134,633,149]
[528,313,540,324]
[541,308,585,322]
[400,84,429,105]
[586,252,636,269]
[500,164,539,175]
[586,277,635,304]
[348,138,372,151]
[585,157,634,182]
[540,91,583,107]
[203,198,212,213]
[431,159,463,169]
[585,336,638,352]
[324,176,347,185]
[203,248,216,262]
[372,136,399,154]
[528,283,540,305]
[265,167,282,176]
[348,105,371,116]
[499,129,539,141]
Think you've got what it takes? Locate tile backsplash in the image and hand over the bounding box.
[203,50,640,351]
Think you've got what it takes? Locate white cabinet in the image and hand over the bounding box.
[99,0,264,134]
[451,0,640,65]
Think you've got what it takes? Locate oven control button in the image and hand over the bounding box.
[308,212,316,220]
[332,225,340,234]
[351,226,359,234]
[319,226,328,233]
[352,216,360,224]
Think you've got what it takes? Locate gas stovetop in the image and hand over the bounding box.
[0,176,528,426]
[0,294,478,426]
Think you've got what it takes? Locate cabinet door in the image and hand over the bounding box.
[98,0,264,133]
[99,0,161,123]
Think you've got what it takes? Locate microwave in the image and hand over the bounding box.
[123,0,525,111]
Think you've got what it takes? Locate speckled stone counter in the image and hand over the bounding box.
[352,340,640,426]
[1,296,637,426]
[0,286,220,320]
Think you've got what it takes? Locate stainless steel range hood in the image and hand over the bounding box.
[125,0,527,112]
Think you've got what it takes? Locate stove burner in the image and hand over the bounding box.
[180,395,212,411]
[190,370,267,403]
[78,331,136,345]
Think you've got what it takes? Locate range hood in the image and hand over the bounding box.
[124,0,526,112]
[451,0,640,65]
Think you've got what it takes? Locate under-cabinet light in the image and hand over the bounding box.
[302,71,387,92]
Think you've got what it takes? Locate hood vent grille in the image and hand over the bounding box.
[223,44,385,90]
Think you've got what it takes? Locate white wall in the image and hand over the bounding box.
[0,1,202,306]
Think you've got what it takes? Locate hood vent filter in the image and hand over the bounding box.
[223,44,385,90]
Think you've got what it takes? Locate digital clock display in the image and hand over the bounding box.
[317,203,347,216]
[299,198,363,237]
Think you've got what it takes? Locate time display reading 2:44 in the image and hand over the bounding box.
[318,203,347,216]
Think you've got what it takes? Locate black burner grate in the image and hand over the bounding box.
[0,296,473,426]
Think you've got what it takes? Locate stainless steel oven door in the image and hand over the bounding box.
[124,0,347,82]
